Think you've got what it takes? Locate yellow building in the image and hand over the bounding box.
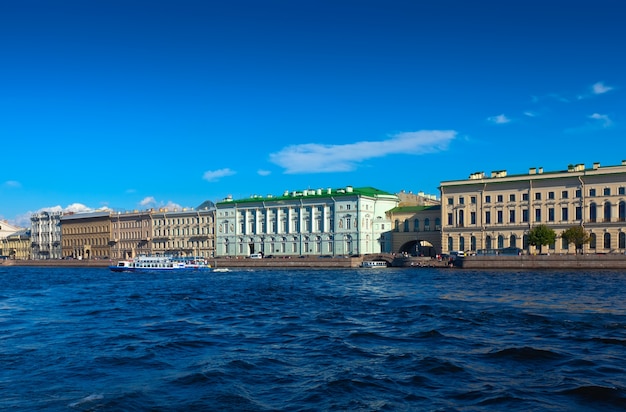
[1,228,31,260]
[440,161,626,255]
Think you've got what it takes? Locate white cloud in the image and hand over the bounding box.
[3,180,21,188]
[139,196,157,207]
[592,81,613,95]
[203,168,236,182]
[269,130,456,174]
[487,114,511,124]
[588,113,613,128]
[523,111,537,117]
[257,169,271,176]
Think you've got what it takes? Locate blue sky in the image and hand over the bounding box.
[1,0,624,227]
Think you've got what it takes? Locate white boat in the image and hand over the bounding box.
[109,255,211,273]
[360,260,388,268]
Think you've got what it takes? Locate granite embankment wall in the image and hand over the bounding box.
[4,255,625,270]
[458,254,626,270]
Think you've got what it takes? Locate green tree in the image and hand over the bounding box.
[528,224,557,254]
[561,226,591,255]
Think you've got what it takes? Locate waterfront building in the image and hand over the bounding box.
[0,220,25,259]
[215,186,399,257]
[61,205,216,261]
[439,161,626,254]
[31,211,63,259]
[110,210,153,260]
[387,205,442,257]
[148,206,215,259]
[61,211,112,259]
[1,228,31,260]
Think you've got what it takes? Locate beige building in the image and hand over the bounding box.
[440,161,626,255]
[387,205,442,256]
[61,206,216,261]
[61,211,112,259]
[1,228,31,260]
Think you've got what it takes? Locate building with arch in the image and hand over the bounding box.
[214,186,398,257]
[439,161,626,254]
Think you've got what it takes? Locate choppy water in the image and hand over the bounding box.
[1,266,625,411]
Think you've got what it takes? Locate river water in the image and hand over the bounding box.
[1,266,625,411]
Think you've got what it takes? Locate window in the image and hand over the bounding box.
[404,219,409,232]
[562,207,569,221]
[604,233,611,249]
[471,211,476,225]
[620,187,626,195]
[485,195,491,203]
[471,196,477,204]
[590,233,596,249]
[589,203,597,222]
[509,210,515,223]
[485,211,491,224]
[414,219,420,231]
[447,213,453,225]
[589,188,596,197]
[561,190,568,199]
[459,236,465,251]
[604,188,611,196]
[497,195,503,203]
[576,189,582,198]
[458,210,465,227]
[522,193,529,201]
[576,206,582,220]
[459,197,465,205]
[548,191,555,200]
[535,208,542,222]
[497,210,503,224]
[620,232,626,249]
[522,209,529,223]
[535,192,542,200]
[447,197,454,205]
[509,194,516,202]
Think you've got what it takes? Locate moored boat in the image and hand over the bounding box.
[109,255,211,273]
[360,260,388,268]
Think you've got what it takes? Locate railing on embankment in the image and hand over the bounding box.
[457,254,626,270]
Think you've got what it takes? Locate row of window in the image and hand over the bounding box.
[449,201,626,226]
[448,187,626,206]
[448,232,626,251]
[394,218,441,232]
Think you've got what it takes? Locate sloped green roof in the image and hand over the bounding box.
[217,186,396,205]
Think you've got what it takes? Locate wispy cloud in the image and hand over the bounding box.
[269,130,456,174]
[588,113,613,128]
[564,113,614,134]
[3,180,21,188]
[202,168,236,182]
[523,111,537,117]
[487,114,511,124]
[591,81,613,95]
[257,169,271,176]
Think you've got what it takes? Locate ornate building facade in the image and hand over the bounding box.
[31,211,63,259]
[215,186,399,257]
[440,161,626,254]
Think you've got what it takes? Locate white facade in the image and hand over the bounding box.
[215,186,399,257]
[31,211,63,259]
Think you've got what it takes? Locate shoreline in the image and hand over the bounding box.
[4,254,626,269]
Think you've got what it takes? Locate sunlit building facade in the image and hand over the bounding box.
[215,186,399,257]
[440,161,626,254]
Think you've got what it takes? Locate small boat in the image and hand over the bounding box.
[109,255,211,273]
[213,267,231,272]
[360,260,388,268]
